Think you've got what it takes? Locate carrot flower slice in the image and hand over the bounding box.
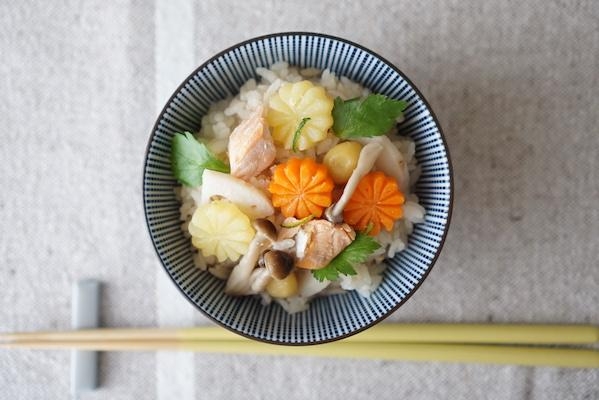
[343,171,405,236]
[268,158,334,219]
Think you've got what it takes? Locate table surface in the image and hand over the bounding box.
[1,1,598,399]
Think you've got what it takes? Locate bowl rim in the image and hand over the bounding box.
[143,31,454,345]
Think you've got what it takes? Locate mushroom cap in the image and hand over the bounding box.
[263,250,294,280]
[252,218,277,242]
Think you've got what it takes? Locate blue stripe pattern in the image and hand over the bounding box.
[144,33,452,345]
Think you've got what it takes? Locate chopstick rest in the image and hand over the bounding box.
[70,279,101,396]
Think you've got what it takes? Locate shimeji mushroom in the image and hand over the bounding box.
[225,219,277,295]
[263,250,294,280]
[356,135,410,194]
[249,267,272,293]
[201,169,274,219]
[325,141,384,222]
[250,250,295,293]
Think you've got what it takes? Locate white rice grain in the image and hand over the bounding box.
[256,67,279,83]
[275,296,309,314]
[403,200,426,224]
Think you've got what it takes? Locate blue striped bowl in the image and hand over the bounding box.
[144,32,453,345]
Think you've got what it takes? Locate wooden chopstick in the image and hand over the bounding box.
[2,324,598,368]
[2,339,598,368]
[2,324,598,345]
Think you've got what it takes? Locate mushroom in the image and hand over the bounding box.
[225,218,277,295]
[356,135,410,194]
[276,217,302,241]
[201,169,274,219]
[263,250,294,280]
[325,141,384,222]
[271,238,295,251]
[249,249,295,293]
[295,220,356,269]
[249,267,272,293]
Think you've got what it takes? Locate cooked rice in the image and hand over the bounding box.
[176,62,423,313]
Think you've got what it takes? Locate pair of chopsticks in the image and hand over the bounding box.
[1,324,598,368]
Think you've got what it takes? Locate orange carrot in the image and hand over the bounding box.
[268,158,334,219]
[343,171,405,236]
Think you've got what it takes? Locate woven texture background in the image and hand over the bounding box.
[0,0,597,399]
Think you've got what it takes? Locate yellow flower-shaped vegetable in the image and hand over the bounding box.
[188,200,255,262]
[267,81,334,151]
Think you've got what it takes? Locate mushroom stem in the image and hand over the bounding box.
[326,141,384,221]
[356,135,410,194]
[225,237,270,295]
[250,268,272,293]
[225,219,277,295]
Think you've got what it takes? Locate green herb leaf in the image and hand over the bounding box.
[170,132,230,187]
[312,233,381,282]
[332,94,408,139]
[292,117,311,152]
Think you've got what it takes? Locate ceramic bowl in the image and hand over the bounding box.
[144,32,453,345]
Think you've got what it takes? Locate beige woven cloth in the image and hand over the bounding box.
[0,0,597,399]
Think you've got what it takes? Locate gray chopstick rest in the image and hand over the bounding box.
[70,279,101,396]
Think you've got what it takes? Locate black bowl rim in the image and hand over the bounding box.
[143,31,454,346]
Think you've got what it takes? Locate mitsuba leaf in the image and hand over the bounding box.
[332,94,408,139]
[170,132,229,187]
[312,233,381,282]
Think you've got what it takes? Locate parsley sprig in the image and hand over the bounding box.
[170,132,229,187]
[332,94,408,139]
[312,233,381,282]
